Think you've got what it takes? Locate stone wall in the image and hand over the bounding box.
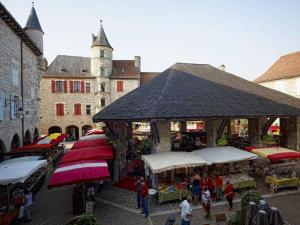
[39,77,96,136]
[0,18,42,152]
[110,79,140,103]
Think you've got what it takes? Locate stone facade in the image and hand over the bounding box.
[0,4,43,155]
[40,24,158,139]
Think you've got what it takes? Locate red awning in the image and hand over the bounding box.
[86,129,104,136]
[71,138,109,149]
[10,144,54,153]
[60,146,114,164]
[48,160,110,188]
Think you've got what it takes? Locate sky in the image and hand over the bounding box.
[2,0,300,80]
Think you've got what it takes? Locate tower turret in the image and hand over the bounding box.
[24,2,44,53]
[91,21,113,77]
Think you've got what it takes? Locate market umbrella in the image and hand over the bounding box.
[252,210,270,225]
[60,146,114,164]
[0,156,42,165]
[79,134,106,141]
[258,200,271,217]
[245,202,257,225]
[71,138,109,149]
[269,207,284,225]
[48,160,110,188]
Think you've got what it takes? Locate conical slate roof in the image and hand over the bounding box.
[24,5,43,33]
[93,63,300,122]
[92,25,112,49]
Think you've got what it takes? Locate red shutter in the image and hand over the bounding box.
[51,80,56,93]
[81,81,85,93]
[117,81,123,92]
[64,81,67,93]
[56,104,64,116]
[70,81,74,93]
[74,104,81,115]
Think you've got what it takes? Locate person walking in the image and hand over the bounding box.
[179,198,192,225]
[201,187,212,220]
[224,180,235,211]
[215,175,223,200]
[140,181,149,218]
[191,173,201,205]
[23,189,33,223]
[134,176,144,209]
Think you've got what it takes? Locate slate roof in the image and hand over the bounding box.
[24,5,43,33]
[0,2,41,56]
[45,55,92,77]
[92,25,112,49]
[110,60,140,79]
[140,72,160,85]
[93,63,300,122]
[255,51,300,83]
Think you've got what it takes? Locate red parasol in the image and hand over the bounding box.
[60,146,114,164]
[48,160,110,188]
[71,138,109,149]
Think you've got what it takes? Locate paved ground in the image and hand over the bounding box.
[18,184,300,225]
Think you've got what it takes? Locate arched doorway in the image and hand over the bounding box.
[82,125,92,136]
[10,134,21,151]
[66,125,79,141]
[24,130,32,146]
[48,126,62,134]
[0,139,6,162]
[33,128,39,142]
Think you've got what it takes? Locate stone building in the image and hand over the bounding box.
[40,22,158,139]
[0,2,45,157]
[255,51,300,97]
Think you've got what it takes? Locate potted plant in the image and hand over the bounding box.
[216,136,228,146]
[262,134,273,146]
[139,139,153,155]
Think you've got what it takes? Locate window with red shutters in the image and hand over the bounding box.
[64,81,67,93]
[81,81,85,93]
[74,103,81,115]
[70,81,74,93]
[51,80,56,93]
[56,103,64,116]
[117,80,123,92]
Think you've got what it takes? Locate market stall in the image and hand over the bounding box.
[0,160,47,225]
[251,147,300,192]
[142,151,210,203]
[192,147,258,190]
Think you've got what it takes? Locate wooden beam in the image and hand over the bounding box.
[262,117,277,134]
[217,119,230,140]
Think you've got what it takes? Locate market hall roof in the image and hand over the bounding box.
[93,63,300,122]
[254,51,300,83]
[0,2,42,56]
[24,4,44,33]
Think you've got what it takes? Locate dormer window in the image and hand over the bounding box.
[100,50,104,58]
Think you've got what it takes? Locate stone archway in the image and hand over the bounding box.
[33,128,39,142]
[82,125,92,136]
[24,130,32,146]
[48,126,62,134]
[66,125,79,141]
[11,133,21,150]
[0,139,6,162]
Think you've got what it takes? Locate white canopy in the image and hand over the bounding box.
[0,160,47,185]
[0,156,42,165]
[142,151,211,173]
[192,146,257,164]
[79,134,106,141]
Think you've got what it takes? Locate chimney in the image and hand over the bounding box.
[218,64,226,71]
[134,56,141,69]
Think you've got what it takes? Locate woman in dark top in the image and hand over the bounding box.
[191,173,201,205]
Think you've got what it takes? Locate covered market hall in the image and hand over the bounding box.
[93,63,300,198]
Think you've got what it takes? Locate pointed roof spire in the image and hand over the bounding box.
[92,20,112,49]
[24,2,44,33]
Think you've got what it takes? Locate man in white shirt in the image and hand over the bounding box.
[179,198,192,225]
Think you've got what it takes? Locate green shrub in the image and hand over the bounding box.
[216,136,228,146]
[228,210,242,225]
[139,139,153,154]
[241,191,262,223]
[262,134,273,146]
